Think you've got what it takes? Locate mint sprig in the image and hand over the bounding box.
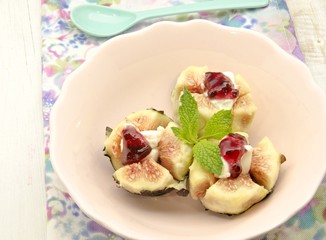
[171,88,199,144]
[172,88,232,175]
[193,139,223,175]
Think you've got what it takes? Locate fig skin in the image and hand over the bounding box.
[139,188,174,196]
[250,137,286,191]
[158,122,193,181]
[104,109,171,170]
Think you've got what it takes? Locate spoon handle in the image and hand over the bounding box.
[135,0,269,20]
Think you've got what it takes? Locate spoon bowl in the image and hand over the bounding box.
[71,0,269,37]
[71,5,139,37]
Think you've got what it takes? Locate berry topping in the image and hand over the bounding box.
[204,72,239,99]
[219,133,248,178]
[230,163,242,178]
[121,125,152,165]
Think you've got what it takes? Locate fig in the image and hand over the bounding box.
[104,109,191,195]
[231,93,257,133]
[188,132,252,200]
[158,122,193,181]
[188,159,216,200]
[113,158,185,195]
[234,74,251,97]
[171,65,208,109]
[104,109,171,170]
[201,174,269,215]
[171,66,257,133]
[250,137,286,191]
[188,135,284,215]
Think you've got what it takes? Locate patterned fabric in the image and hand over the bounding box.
[42,0,326,239]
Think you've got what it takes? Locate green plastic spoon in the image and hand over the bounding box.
[71,0,269,37]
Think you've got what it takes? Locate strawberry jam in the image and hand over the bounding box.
[121,125,152,165]
[204,72,239,99]
[219,133,248,178]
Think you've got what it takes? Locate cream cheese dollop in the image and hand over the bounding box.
[140,126,164,161]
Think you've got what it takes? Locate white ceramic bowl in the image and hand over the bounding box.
[50,20,326,240]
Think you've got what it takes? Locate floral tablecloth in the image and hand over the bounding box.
[42,0,326,239]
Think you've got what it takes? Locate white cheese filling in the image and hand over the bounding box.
[140,126,164,161]
[241,145,253,174]
[219,158,231,178]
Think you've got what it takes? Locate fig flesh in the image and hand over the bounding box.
[201,174,268,215]
[113,158,185,195]
[158,122,193,181]
[171,66,208,111]
[250,137,286,191]
[188,159,216,200]
[231,93,257,133]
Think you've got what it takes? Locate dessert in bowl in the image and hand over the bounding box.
[50,20,326,240]
[104,66,286,215]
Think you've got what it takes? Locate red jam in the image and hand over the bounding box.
[121,125,152,165]
[219,133,248,178]
[204,72,239,100]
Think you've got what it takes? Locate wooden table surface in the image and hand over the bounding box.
[0,1,325,239]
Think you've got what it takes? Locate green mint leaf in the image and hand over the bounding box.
[193,139,222,175]
[171,127,193,145]
[201,109,232,140]
[171,127,184,140]
[177,88,199,144]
